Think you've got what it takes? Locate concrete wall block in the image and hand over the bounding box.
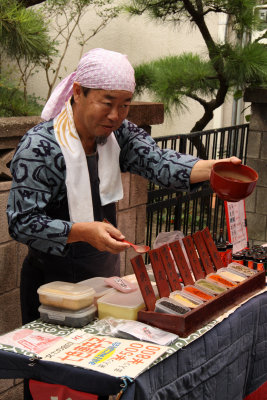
[244,190,256,213]
[260,132,267,160]
[117,173,131,211]
[246,131,261,159]
[0,382,23,400]
[0,242,18,294]
[129,174,148,207]
[0,190,10,243]
[135,205,147,244]
[246,158,267,187]
[256,187,267,215]
[117,208,136,243]
[249,103,267,131]
[0,289,22,335]
[246,212,266,242]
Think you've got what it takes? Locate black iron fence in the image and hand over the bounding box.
[146,124,249,252]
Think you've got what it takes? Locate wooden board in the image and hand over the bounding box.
[192,231,215,275]
[201,227,224,270]
[149,249,171,298]
[169,241,194,286]
[159,244,182,291]
[182,236,206,280]
[131,227,266,337]
[130,255,157,311]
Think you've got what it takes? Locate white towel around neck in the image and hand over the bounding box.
[53,99,123,222]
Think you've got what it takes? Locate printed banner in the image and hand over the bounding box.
[39,332,167,379]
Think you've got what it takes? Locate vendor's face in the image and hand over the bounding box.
[72,83,133,140]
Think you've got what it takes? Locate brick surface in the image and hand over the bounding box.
[0,379,13,392]
[129,174,148,207]
[117,208,136,243]
[0,242,18,294]
[127,101,164,126]
[117,173,131,211]
[0,289,22,335]
[0,191,10,243]
[136,205,147,244]
[0,381,23,400]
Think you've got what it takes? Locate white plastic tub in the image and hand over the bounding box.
[37,281,95,310]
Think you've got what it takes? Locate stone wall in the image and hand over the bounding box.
[244,88,267,245]
[0,102,164,399]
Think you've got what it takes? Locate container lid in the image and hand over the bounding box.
[78,277,114,298]
[97,287,156,309]
[38,303,97,318]
[37,281,95,300]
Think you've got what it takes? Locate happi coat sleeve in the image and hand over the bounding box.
[115,119,200,191]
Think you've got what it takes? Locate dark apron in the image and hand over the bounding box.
[20,152,120,324]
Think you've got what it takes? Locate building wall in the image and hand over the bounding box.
[26,6,241,137]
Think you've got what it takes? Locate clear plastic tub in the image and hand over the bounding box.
[227,263,257,277]
[216,268,247,283]
[155,297,190,315]
[97,288,157,320]
[195,279,227,295]
[205,273,237,288]
[38,304,97,328]
[182,285,215,301]
[78,277,114,305]
[169,290,203,308]
[37,281,95,310]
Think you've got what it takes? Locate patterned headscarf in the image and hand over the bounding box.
[41,48,136,121]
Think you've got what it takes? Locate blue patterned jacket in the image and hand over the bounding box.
[6,119,199,256]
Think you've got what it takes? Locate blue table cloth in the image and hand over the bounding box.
[0,292,266,399]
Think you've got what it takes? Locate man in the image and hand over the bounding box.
[7,48,240,326]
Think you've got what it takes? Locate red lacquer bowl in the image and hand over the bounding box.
[210,162,258,202]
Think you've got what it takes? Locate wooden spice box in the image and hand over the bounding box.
[130,227,265,337]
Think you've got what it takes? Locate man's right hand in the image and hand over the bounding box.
[67,221,130,254]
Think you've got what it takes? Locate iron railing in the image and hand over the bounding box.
[145,124,249,253]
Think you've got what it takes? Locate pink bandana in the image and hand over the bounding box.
[41,48,136,121]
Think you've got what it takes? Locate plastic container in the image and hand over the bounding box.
[38,304,97,328]
[154,297,190,315]
[169,290,203,308]
[205,273,237,288]
[37,281,95,310]
[78,277,114,305]
[227,263,257,277]
[97,288,157,320]
[195,279,227,295]
[182,285,215,301]
[216,268,246,283]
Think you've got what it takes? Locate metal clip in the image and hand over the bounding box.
[116,376,134,399]
[28,355,41,367]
